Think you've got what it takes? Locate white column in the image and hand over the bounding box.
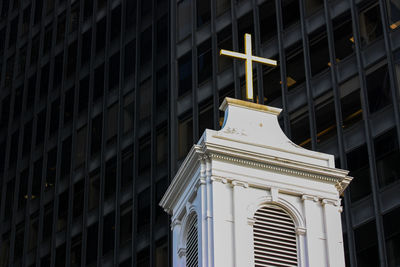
[199,157,207,267]
[210,176,231,267]
[302,195,325,267]
[295,226,307,267]
[205,158,214,267]
[231,180,252,267]
[171,219,183,267]
[322,198,345,267]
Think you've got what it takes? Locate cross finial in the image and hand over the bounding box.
[220,33,277,102]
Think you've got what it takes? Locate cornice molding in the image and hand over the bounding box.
[209,152,348,187]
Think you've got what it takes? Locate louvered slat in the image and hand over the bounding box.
[186,216,198,267]
[253,205,298,267]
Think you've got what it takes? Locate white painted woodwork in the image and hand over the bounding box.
[160,98,352,267]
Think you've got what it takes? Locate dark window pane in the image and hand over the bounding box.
[286,41,305,91]
[64,88,75,124]
[106,103,118,143]
[178,115,193,159]
[290,109,311,149]
[60,137,72,179]
[96,17,106,53]
[109,52,120,90]
[198,39,212,85]
[111,6,121,42]
[103,212,115,255]
[104,157,116,200]
[358,2,383,47]
[347,144,372,202]
[140,27,152,64]
[88,170,100,210]
[94,64,105,101]
[383,207,400,266]
[354,220,379,267]
[178,0,191,40]
[79,76,89,113]
[366,64,391,113]
[124,39,136,79]
[75,126,87,168]
[333,11,354,60]
[137,188,150,234]
[73,179,85,218]
[178,52,192,97]
[86,223,98,265]
[259,1,277,43]
[282,0,300,29]
[120,206,132,245]
[139,79,151,121]
[374,128,400,187]
[217,26,232,72]
[197,0,210,27]
[57,190,69,231]
[305,0,323,16]
[309,28,329,76]
[123,92,134,134]
[91,114,103,156]
[81,30,92,66]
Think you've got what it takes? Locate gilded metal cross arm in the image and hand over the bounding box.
[220,33,277,101]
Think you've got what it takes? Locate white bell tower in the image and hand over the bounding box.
[160,98,352,267]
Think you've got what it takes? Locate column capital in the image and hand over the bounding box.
[211,176,228,184]
[171,218,181,230]
[178,247,186,258]
[231,180,249,188]
[321,198,340,207]
[247,218,256,226]
[301,194,319,202]
[295,226,307,236]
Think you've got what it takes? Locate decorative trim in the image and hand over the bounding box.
[321,198,341,207]
[219,97,282,115]
[209,153,341,184]
[232,180,249,188]
[301,195,319,202]
[270,188,279,202]
[295,226,307,236]
[211,176,228,184]
[178,247,186,258]
[171,219,181,231]
[247,218,256,226]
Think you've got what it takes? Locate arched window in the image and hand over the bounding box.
[186,215,198,267]
[253,205,298,267]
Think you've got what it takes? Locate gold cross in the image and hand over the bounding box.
[220,33,277,101]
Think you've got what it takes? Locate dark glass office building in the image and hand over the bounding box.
[0,0,400,266]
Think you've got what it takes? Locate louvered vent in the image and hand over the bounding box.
[186,216,198,267]
[253,205,298,267]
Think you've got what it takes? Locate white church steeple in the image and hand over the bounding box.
[160,97,352,267]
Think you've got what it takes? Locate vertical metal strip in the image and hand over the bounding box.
[274,0,291,137]
[132,0,142,264]
[210,0,219,130]
[10,0,35,265]
[348,0,388,265]
[298,0,318,150]
[192,0,199,142]
[322,1,357,266]
[96,0,113,264]
[81,0,98,265]
[230,0,240,98]
[170,0,178,176]
[252,0,264,105]
[378,0,400,146]
[50,1,72,266]
[114,0,127,264]
[150,0,157,265]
